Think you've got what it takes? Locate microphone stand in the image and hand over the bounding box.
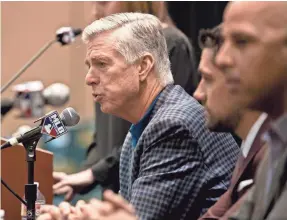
[0,138,40,220]
[22,134,41,220]
[1,118,44,220]
[0,39,57,94]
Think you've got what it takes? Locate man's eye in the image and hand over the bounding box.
[97,62,106,68]
[216,37,224,50]
[235,38,248,47]
[203,75,213,84]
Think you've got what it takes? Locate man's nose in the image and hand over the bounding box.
[215,41,234,75]
[85,70,100,86]
[193,79,207,103]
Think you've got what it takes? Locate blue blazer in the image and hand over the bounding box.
[120,84,239,220]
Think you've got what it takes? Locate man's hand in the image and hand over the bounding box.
[100,190,136,215]
[37,202,75,220]
[98,210,137,220]
[81,190,137,220]
[38,190,137,220]
[53,169,95,201]
[53,172,67,184]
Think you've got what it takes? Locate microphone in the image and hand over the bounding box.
[2,107,80,149]
[1,26,82,94]
[13,81,45,118]
[43,83,70,106]
[56,27,82,46]
[1,82,70,118]
[1,98,14,117]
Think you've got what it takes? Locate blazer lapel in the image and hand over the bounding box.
[232,118,271,192]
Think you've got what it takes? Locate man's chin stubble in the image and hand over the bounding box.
[206,120,235,133]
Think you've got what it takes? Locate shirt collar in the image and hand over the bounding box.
[241,113,268,158]
[130,92,162,148]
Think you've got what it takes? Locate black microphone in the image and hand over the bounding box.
[1,98,14,117]
[56,27,82,46]
[1,107,80,149]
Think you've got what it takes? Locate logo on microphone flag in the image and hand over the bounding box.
[41,111,67,138]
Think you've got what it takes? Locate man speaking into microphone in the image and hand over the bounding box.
[39,13,239,220]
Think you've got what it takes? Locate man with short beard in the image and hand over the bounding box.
[215,2,287,219]
[194,25,270,219]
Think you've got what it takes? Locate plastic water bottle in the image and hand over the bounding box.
[0,209,5,220]
[21,182,46,220]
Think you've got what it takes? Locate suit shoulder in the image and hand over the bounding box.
[154,86,205,128]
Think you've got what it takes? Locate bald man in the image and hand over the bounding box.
[195,26,269,220]
[215,2,287,220]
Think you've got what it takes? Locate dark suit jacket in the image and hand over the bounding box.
[120,84,239,220]
[229,114,287,220]
[199,117,270,220]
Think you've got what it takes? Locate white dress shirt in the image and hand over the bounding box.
[241,113,268,158]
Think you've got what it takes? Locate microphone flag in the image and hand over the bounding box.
[41,111,67,138]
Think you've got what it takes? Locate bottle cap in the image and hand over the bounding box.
[34,182,39,188]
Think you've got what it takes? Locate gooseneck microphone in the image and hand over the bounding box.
[1,107,80,220]
[1,107,80,149]
[0,27,82,94]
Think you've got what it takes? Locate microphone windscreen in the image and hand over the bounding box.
[43,83,70,106]
[73,28,82,37]
[60,107,80,127]
[1,98,14,116]
[56,27,82,45]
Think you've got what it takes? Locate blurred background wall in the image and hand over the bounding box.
[1,1,95,136]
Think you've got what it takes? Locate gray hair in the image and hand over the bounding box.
[82,12,174,87]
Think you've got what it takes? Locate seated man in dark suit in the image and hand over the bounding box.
[194,26,270,219]
[38,12,239,220]
[214,2,287,219]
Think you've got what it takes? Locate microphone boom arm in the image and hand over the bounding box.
[0,39,57,94]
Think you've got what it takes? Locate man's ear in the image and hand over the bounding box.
[137,53,155,82]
